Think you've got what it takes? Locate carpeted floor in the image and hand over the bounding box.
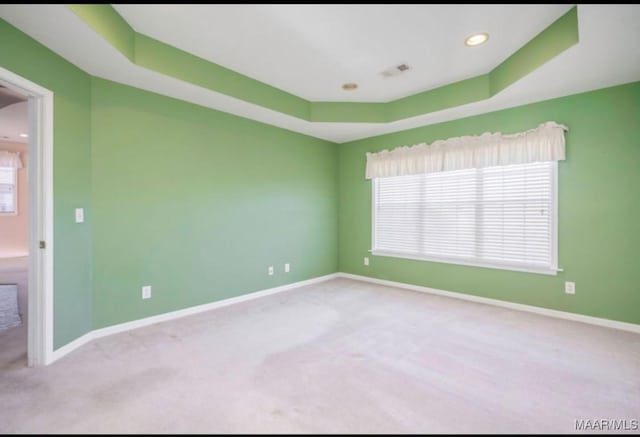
[1,277,638,434]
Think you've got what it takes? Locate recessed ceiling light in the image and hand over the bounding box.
[465,32,489,47]
[342,83,358,91]
[19,133,28,138]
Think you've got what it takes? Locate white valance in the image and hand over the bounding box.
[366,121,567,179]
[0,151,23,169]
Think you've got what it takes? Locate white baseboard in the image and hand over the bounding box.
[49,273,339,364]
[92,273,339,340]
[49,271,639,365]
[338,273,640,334]
[50,331,94,364]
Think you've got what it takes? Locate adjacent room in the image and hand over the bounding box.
[0,4,638,434]
[0,86,29,370]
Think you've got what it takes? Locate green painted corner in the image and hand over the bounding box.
[66,4,135,61]
[90,78,338,329]
[490,6,579,95]
[65,4,581,124]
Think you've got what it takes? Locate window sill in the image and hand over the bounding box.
[370,250,560,276]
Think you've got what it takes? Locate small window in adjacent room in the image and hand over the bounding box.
[0,166,17,214]
[372,161,557,274]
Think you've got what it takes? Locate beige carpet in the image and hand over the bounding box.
[1,278,638,434]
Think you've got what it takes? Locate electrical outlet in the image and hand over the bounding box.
[142,285,152,299]
[75,208,84,223]
[268,266,274,276]
[364,257,369,266]
[284,263,290,273]
[565,281,575,295]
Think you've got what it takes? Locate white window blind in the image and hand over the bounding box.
[373,161,557,274]
[0,166,17,214]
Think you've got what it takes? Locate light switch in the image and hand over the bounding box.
[75,208,84,223]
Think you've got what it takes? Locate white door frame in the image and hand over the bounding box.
[0,66,54,367]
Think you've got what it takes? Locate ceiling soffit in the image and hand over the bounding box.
[67,5,579,125]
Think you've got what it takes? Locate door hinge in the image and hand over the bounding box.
[39,240,46,249]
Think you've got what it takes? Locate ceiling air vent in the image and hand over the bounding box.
[381,63,411,78]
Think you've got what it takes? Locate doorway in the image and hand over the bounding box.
[0,84,29,367]
[0,66,53,367]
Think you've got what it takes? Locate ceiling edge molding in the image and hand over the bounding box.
[66,4,578,125]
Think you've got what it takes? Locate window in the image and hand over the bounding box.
[372,161,557,274]
[0,166,17,214]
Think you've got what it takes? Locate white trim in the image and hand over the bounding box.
[49,273,339,364]
[337,273,640,334]
[370,250,559,276]
[49,331,94,364]
[0,67,55,367]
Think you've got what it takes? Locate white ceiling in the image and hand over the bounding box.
[0,101,28,144]
[0,4,639,143]
[0,85,28,143]
[113,4,574,102]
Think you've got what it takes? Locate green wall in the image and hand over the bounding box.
[0,20,93,348]
[339,81,640,325]
[91,78,337,328]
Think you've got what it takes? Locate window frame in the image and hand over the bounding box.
[371,161,559,276]
[0,166,18,215]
